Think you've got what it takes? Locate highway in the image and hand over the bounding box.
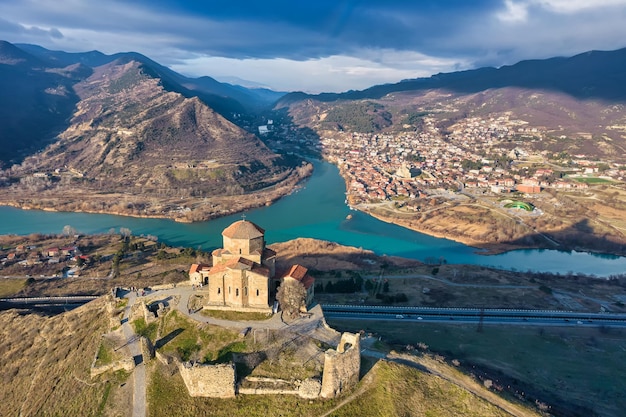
[0,296,98,312]
[321,304,626,327]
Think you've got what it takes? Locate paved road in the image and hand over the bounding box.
[322,305,626,327]
[121,293,146,417]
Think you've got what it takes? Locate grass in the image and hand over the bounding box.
[572,177,613,184]
[0,298,118,417]
[158,310,243,362]
[132,317,159,343]
[200,309,272,321]
[0,278,27,297]
[95,340,115,367]
[330,361,517,417]
[329,319,626,417]
[208,341,247,363]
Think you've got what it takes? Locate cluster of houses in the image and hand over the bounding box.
[315,115,622,205]
[1,244,88,276]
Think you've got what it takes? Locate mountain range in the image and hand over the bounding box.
[275,47,626,161]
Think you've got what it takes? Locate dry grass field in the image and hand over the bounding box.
[0,297,129,417]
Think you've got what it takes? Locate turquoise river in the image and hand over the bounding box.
[1,160,625,276]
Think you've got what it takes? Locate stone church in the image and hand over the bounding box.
[189,220,279,312]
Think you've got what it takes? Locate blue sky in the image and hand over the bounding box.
[1,0,626,93]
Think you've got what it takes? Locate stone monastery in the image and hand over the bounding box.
[189,220,314,313]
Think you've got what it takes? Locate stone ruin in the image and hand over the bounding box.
[177,361,237,398]
[172,332,361,399]
[320,332,361,398]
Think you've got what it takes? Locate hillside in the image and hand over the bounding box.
[0,298,541,417]
[0,57,309,221]
[276,46,626,160]
[0,40,307,223]
[0,41,79,168]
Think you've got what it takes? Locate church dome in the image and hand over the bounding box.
[222,220,265,239]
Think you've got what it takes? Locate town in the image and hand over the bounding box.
[264,113,625,209]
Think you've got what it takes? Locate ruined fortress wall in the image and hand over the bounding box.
[320,332,361,398]
[177,361,236,398]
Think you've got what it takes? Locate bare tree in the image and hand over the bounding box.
[119,227,132,238]
[276,279,306,319]
[62,225,77,236]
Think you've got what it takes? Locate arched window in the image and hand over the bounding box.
[236,288,239,297]
[256,289,260,297]
[244,287,248,296]
[229,286,231,294]
[217,287,221,294]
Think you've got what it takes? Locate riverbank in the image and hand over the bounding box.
[362,209,540,256]
[0,163,313,223]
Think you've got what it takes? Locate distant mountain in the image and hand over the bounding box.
[14,56,296,198]
[16,43,285,111]
[275,46,626,160]
[277,47,626,105]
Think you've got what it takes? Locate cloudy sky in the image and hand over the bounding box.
[1,0,626,93]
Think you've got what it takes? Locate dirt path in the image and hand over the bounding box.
[122,294,146,417]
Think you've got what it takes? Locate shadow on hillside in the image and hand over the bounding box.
[476,218,626,260]
[260,107,323,158]
[0,65,81,168]
[155,328,184,349]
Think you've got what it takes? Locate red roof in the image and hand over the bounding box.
[281,264,315,289]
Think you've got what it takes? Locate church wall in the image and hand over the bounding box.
[190,271,203,286]
[224,270,245,307]
[262,256,276,278]
[206,272,225,305]
[248,236,264,254]
[247,271,270,308]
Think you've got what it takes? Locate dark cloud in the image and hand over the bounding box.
[0,17,63,41]
[1,0,625,91]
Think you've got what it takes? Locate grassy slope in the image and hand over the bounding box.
[329,319,626,417]
[147,358,535,417]
[0,298,120,417]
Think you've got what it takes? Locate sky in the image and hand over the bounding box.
[1,0,626,93]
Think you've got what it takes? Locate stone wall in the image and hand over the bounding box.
[177,361,236,398]
[320,332,361,398]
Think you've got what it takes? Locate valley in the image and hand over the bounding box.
[274,87,626,256]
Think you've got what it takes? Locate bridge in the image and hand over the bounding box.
[321,304,626,327]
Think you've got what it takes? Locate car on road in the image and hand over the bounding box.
[417,316,423,320]
[395,314,404,319]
